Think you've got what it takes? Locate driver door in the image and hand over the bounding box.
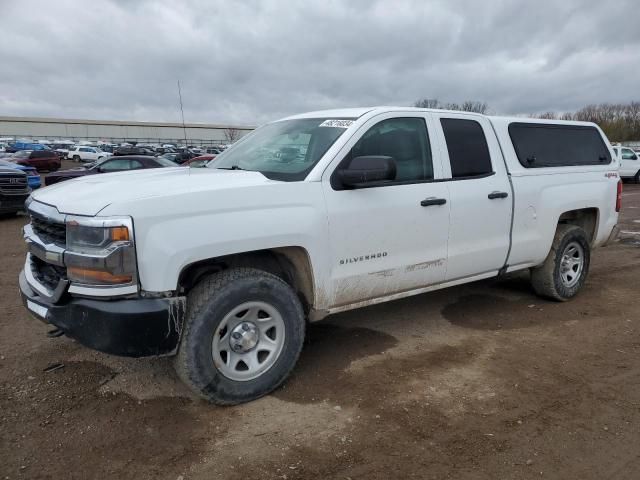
[321,112,450,308]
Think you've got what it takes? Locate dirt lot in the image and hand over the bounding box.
[1,181,639,480]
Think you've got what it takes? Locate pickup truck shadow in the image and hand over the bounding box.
[275,323,397,403]
[442,291,555,332]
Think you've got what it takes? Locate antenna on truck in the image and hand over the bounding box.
[177,80,188,148]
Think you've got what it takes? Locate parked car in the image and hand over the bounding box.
[98,145,115,154]
[0,159,41,189]
[6,142,51,153]
[612,146,640,181]
[113,146,156,156]
[159,152,180,163]
[12,150,60,172]
[44,155,177,186]
[67,146,111,162]
[205,147,223,155]
[183,154,216,167]
[19,107,620,405]
[0,167,30,215]
[51,143,75,159]
[159,151,195,164]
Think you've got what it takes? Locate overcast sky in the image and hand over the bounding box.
[1,0,638,126]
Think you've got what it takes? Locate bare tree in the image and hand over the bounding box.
[535,111,558,119]
[414,98,441,108]
[413,98,488,113]
[460,101,489,114]
[223,127,241,144]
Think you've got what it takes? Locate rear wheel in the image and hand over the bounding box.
[634,171,640,184]
[174,268,306,405]
[72,155,80,162]
[530,224,590,301]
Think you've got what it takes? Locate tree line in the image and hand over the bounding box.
[533,102,640,142]
[413,98,640,142]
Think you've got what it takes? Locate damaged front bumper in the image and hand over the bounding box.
[19,270,185,357]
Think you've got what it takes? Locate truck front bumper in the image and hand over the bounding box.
[19,270,185,357]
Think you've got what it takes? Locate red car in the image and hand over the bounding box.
[183,154,216,167]
[44,155,178,186]
[12,150,61,172]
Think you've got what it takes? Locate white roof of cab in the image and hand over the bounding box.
[282,107,376,120]
[282,106,598,129]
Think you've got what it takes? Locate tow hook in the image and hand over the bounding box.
[46,327,64,338]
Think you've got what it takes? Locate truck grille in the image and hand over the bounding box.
[30,255,67,292]
[0,173,29,194]
[30,214,66,247]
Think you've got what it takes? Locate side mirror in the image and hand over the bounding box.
[336,156,396,189]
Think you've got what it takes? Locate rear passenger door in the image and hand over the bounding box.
[30,151,48,170]
[433,113,512,281]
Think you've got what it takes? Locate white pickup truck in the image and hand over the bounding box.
[612,145,640,181]
[19,107,620,404]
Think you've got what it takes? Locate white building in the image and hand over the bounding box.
[0,116,255,145]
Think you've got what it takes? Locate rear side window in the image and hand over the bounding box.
[31,151,54,158]
[509,123,611,167]
[440,118,493,178]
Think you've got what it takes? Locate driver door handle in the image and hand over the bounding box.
[488,191,509,200]
[420,197,447,207]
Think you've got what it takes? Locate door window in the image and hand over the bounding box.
[622,148,638,160]
[440,118,493,178]
[100,159,131,171]
[343,117,433,183]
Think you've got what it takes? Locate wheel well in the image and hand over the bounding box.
[557,208,598,244]
[177,247,315,312]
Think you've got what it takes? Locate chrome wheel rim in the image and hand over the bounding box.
[560,241,584,288]
[212,301,285,381]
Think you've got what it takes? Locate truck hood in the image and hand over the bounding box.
[32,167,275,216]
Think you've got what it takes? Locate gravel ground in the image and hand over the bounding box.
[1,176,639,480]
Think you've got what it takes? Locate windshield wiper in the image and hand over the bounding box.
[217,165,247,171]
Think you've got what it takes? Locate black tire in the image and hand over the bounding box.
[174,268,306,405]
[634,171,640,184]
[72,155,80,162]
[530,224,591,301]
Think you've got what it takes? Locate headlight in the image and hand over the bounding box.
[64,216,137,287]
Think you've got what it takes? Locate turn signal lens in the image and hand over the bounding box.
[67,267,132,285]
[110,226,130,242]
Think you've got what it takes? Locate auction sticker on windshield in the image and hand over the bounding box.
[319,119,354,128]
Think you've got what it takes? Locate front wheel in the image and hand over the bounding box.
[530,224,591,301]
[174,268,306,405]
[72,155,80,162]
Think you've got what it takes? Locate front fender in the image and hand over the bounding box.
[106,182,331,303]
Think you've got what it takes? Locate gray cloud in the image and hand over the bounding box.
[1,0,638,125]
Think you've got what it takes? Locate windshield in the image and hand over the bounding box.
[155,156,180,167]
[212,118,354,181]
